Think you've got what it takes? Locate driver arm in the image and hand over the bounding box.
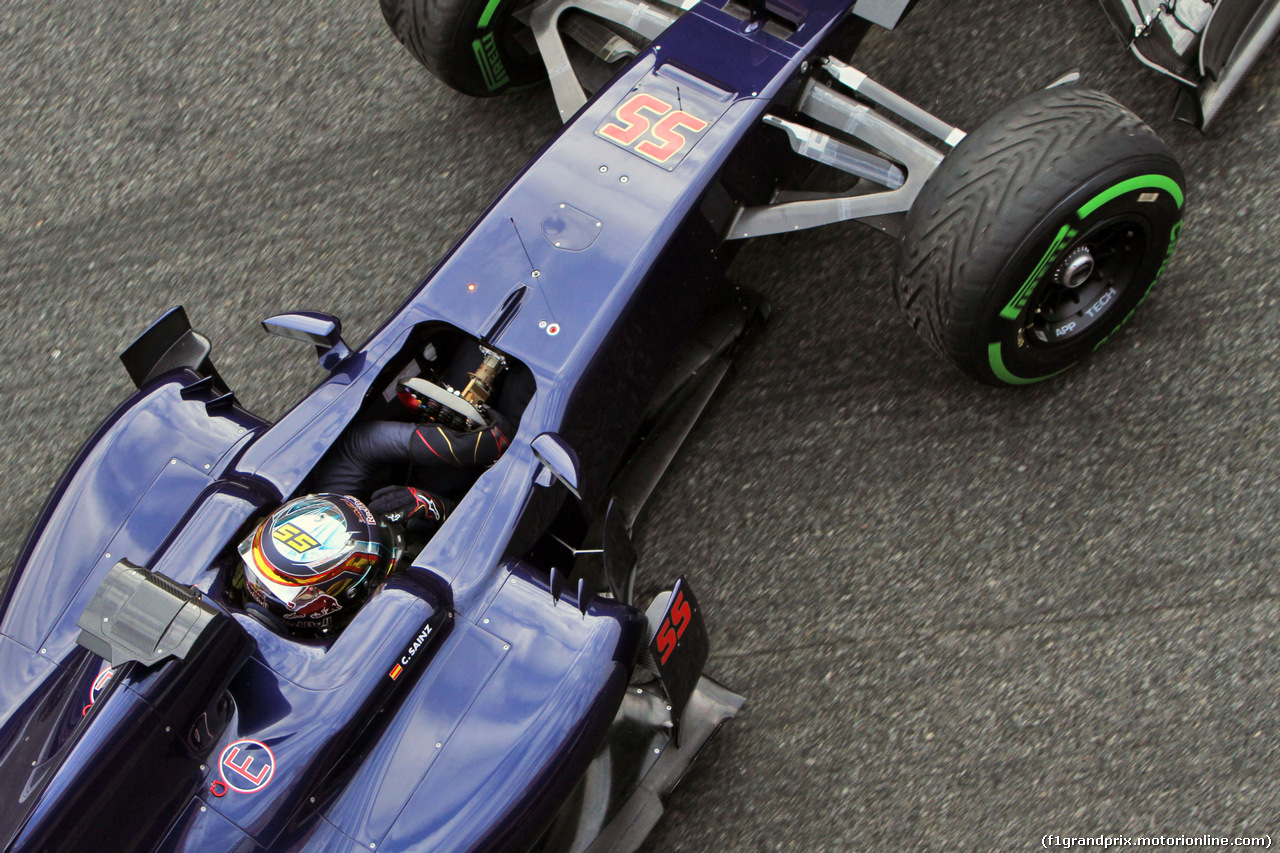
[314,417,510,497]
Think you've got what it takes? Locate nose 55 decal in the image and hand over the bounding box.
[595,70,732,170]
[598,93,710,167]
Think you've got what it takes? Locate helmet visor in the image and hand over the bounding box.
[238,496,381,606]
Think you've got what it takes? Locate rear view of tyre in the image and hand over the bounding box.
[894,86,1185,386]
[380,0,546,96]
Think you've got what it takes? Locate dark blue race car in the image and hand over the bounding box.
[0,0,1226,850]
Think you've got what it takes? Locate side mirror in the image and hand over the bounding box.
[531,433,581,499]
[262,312,351,371]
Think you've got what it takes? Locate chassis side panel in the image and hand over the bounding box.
[0,370,266,851]
[1,371,265,653]
[314,564,644,853]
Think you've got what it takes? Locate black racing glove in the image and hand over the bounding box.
[369,486,453,525]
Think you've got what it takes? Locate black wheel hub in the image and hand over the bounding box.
[1028,216,1150,346]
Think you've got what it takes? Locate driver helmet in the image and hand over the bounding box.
[237,494,398,636]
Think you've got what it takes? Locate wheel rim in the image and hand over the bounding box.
[1026,216,1150,346]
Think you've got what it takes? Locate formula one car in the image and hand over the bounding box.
[0,2,1188,853]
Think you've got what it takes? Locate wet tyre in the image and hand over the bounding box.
[380,0,546,96]
[894,86,1185,386]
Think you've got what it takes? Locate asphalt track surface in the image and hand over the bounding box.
[3,1,1280,851]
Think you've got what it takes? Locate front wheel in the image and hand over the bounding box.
[380,0,547,96]
[894,86,1185,386]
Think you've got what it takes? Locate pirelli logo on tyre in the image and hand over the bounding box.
[472,33,509,91]
[595,71,731,171]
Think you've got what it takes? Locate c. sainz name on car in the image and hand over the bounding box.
[388,617,441,681]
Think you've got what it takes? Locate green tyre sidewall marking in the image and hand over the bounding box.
[987,343,1068,385]
[477,0,502,27]
[1077,174,1184,219]
[472,0,507,92]
[471,32,510,91]
[451,0,544,96]
[986,173,1184,386]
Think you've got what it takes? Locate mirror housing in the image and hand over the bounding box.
[532,433,581,499]
[262,311,351,371]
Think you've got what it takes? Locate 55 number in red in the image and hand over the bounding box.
[598,93,709,166]
[655,589,693,665]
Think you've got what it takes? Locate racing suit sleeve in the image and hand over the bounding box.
[314,415,511,497]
